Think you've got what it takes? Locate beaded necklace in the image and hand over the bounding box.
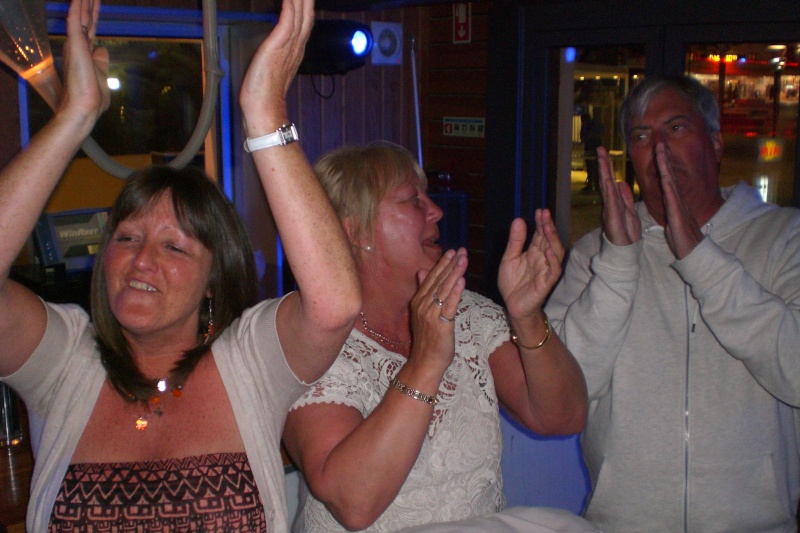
[134,378,183,431]
[130,317,213,431]
[359,311,412,350]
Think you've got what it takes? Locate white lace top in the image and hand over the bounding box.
[291,290,509,532]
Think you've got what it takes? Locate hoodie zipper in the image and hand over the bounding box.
[683,285,692,533]
[683,223,709,532]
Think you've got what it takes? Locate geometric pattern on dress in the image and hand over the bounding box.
[48,452,267,532]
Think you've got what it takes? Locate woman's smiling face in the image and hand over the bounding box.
[103,193,213,344]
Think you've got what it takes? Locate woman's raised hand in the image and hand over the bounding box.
[60,0,110,131]
[408,248,468,373]
[239,0,314,130]
[498,210,563,321]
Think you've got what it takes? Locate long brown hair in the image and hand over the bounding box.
[90,165,258,401]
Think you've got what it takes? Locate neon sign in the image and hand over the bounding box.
[707,54,740,63]
[758,139,784,162]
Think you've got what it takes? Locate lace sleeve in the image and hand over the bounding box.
[458,291,510,364]
[290,335,365,413]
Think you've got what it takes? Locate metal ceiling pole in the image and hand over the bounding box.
[80,0,222,179]
[410,34,423,168]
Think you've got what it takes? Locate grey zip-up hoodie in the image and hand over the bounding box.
[546,182,800,532]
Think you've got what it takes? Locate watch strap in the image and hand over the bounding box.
[243,123,299,153]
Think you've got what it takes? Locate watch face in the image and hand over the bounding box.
[282,124,299,143]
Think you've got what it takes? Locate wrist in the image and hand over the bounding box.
[240,100,288,136]
[243,123,299,153]
[46,107,97,148]
[396,358,447,396]
[510,312,551,351]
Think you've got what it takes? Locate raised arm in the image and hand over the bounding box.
[0,0,109,377]
[238,0,360,383]
[493,210,587,435]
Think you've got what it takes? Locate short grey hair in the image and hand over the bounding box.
[620,75,720,143]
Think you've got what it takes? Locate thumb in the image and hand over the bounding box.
[417,268,430,286]
[503,218,527,262]
[93,47,110,74]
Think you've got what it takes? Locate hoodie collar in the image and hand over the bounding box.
[636,181,775,239]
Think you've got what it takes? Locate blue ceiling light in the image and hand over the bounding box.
[299,20,374,75]
[351,30,370,56]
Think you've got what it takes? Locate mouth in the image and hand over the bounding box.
[129,280,158,292]
[423,236,440,248]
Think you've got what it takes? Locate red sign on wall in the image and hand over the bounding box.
[453,3,472,44]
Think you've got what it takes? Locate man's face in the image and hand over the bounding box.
[627,88,724,226]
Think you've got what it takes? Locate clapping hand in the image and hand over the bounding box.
[60,0,110,130]
[655,142,705,259]
[498,210,564,321]
[409,249,468,373]
[240,0,314,130]
[598,146,641,246]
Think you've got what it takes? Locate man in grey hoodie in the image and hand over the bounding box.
[546,75,800,532]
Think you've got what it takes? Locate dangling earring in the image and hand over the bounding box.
[204,298,215,344]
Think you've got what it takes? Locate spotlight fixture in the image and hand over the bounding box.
[299,19,373,75]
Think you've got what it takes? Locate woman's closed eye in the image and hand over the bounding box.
[113,233,138,243]
[165,242,188,254]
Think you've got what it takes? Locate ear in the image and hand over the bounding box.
[342,216,368,250]
[711,131,724,163]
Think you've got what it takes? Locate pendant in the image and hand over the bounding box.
[135,404,164,431]
[133,378,178,430]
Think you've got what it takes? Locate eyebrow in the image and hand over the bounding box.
[631,113,692,131]
[664,114,692,124]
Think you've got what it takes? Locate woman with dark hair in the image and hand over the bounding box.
[0,0,360,531]
[90,165,260,400]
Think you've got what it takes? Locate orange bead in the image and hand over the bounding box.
[135,417,148,431]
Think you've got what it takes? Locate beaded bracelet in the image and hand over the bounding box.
[389,377,439,406]
[511,314,551,350]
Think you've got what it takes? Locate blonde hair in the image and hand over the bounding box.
[314,142,427,256]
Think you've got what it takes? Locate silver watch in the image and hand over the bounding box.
[243,123,299,153]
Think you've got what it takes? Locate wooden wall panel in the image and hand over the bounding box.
[420,2,488,288]
[0,1,493,292]
[287,7,420,163]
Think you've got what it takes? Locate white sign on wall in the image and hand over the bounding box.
[443,116,485,138]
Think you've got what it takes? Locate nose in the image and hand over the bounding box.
[651,128,671,150]
[425,194,444,222]
[132,240,158,271]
